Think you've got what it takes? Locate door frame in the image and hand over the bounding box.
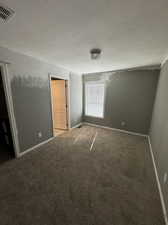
[49,74,70,137]
[0,63,20,158]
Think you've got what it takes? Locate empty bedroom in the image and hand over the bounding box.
[0,0,168,225]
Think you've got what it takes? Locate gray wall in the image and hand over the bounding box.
[150,60,168,212]
[83,69,159,134]
[70,73,83,127]
[0,46,82,153]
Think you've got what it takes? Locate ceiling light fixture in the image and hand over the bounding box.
[90,48,101,60]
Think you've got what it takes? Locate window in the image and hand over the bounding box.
[85,82,105,118]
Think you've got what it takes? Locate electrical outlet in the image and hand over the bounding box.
[38,132,42,138]
[121,121,126,126]
[164,172,167,184]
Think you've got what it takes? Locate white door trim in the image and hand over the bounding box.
[49,74,71,137]
[0,63,20,158]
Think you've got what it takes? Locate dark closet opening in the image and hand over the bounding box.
[0,68,14,163]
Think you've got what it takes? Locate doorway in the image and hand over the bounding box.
[50,77,69,136]
[0,68,15,162]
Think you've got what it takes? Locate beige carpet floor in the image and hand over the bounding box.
[0,125,165,225]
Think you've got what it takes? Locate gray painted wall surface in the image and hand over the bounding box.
[0,46,82,152]
[150,60,168,212]
[83,69,159,134]
[70,73,83,127]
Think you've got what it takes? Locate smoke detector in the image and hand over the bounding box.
[90,48,101,60]
[0,3,15,22]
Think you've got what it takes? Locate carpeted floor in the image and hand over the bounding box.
[0,125,165,225]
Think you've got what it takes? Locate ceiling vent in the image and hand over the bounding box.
[0,3,15,22]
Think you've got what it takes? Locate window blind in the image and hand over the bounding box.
[85,82,105,118]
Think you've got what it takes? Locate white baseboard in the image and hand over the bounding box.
[19,137,54,157]
[83,122,148,137]
[148,136,168,225]
[19,123,82,157]
[70,122,82,130]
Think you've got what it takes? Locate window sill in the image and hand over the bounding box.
[84,114,104,119]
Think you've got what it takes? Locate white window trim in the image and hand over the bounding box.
[84,81,105,119]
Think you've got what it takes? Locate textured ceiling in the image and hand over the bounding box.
[0,0,168,73]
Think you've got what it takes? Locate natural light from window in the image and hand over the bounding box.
[85,82,105,118]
